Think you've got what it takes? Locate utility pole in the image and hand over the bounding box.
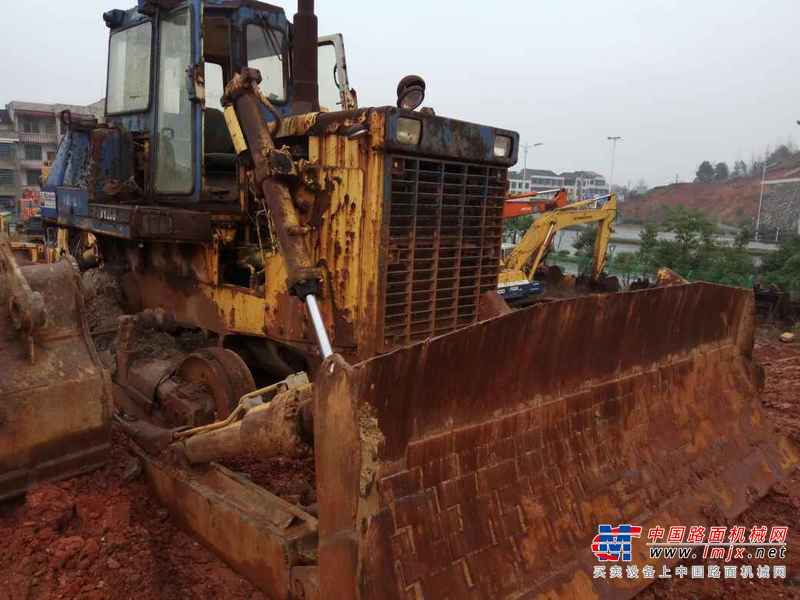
[756,160,772,242]
[521,142,543,174]
[607,136,622,189]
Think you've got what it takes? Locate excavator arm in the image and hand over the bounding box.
[502,187,568,218]
[503,193,617,282]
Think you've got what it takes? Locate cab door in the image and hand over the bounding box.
[317,34,356,111]
[152,1,203,200]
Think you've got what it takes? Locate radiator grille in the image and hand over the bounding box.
[382,156,507,349]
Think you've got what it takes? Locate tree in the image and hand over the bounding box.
[714,162,730,181]
[760,237,800,291]
[634,207,754,287]
[573,227,603,276]
[732,160,748,178]
[634,179,649,194]
[638,222,660,274]
[611,252,640,286]
[695,161,715,183]
[734,226,752,249]
[768,144,792,165]
[503,215,534,244]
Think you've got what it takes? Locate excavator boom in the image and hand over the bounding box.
[499,194,617,303]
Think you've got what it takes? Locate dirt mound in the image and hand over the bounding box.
[221,453,317,507]
[623,179,760,226]
[0,429,266,600]
[81,269,124,334]
[624,159,800,227]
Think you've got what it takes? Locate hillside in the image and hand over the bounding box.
[623,155,800,227]
[622,179,760,226]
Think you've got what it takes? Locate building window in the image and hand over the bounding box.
[20,117,39,133]
[0,169,14,185]
[44,119,56,134]
[46,151,56,162]
[0,144,13,160]
[24,144,42,161]
[26,170,41,185]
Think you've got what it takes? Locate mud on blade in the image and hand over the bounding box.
[0,245,112,500]
[314,282,798,599]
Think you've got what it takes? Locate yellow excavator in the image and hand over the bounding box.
[0,2,796,599]
[498,192,617,303]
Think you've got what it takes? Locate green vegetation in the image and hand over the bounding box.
[504,215,533,244]
[760,237,800,292]
[503,205,797,292]
[695,160,716,183]
[618,206,799,290]
[625,206,755,286]
[694,143,800,184]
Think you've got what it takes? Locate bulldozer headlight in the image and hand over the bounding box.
[396,75,426,111]
[396,118,422,145]
[493,134,513,157]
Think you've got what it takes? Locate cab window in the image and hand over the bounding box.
[107,22,152,114]
[317,42,340,111]
[246,24,286,103]
[205,62,225,112]
[154,8,193,194]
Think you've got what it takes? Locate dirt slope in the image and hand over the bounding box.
[623,159,800,227]
[623,179,760,226]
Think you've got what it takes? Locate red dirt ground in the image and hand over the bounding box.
[0,429,267,600]
[0,329,798,599]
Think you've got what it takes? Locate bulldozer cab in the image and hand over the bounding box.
[101,0,352,202]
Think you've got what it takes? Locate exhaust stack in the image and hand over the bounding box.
[293,0,319,113]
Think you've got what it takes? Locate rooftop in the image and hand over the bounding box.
[6,99,105,120]
[559,170,606,181]
[510,168,561,179]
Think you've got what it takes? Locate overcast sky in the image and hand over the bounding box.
[1,0,797,186]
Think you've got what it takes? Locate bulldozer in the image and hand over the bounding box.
[1,1,797,598]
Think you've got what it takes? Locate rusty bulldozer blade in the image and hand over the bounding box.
[313,283,798,599]
[0,243,112,501]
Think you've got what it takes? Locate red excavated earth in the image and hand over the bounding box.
[0,429,267,600]
[623,179,760,226]
[623,158,800,226]
[0,330,798,599]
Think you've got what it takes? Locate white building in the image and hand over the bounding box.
[559,171,610,202]
[508,168,609,202]
[508,169,564,195]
